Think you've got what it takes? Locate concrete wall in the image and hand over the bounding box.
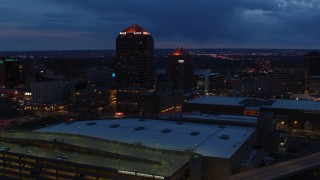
[182,103,244,115]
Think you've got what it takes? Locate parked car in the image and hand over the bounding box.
[0,147,10,151]
[57,156,68,161]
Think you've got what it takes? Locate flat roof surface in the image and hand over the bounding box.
[186,96,245,106]
[36,118,256,158]
[186,96,320,111]
[266,99,320,110]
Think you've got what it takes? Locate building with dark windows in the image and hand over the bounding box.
[115,24,155,90]
[305,52,320,94]
[236,78,273,98]
[194,69,211,95]
[114,24,155,113]
[165,47,194,93]
[309,76,320,95]
[31,80,64,105]
[208,73,224,95]
[0,58,20,88]
[193,69,224,96]
[140,89,183,117]
[273,67,304,97]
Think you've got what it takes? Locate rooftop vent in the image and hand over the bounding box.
[109,124,120,128]
[218,125,226,128]
[190,131,200,136]
[134,126,145,131]
[176,121,183,125]
[133,141,142,146]
[220,135,230,140]
[139,119,145,122]
[162,128,172,133]
[86,122,96,126]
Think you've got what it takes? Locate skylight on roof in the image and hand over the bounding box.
[190,131,200,136]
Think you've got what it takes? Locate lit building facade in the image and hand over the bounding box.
[166,47,194,93]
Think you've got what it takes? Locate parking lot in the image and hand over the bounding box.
[1,131,192,177]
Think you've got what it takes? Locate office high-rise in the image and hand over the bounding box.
[115,24,155,113]
[273,67,304,97]
[115,24,155,90]
[0,58,20,88]
[305,52,320,94]
[166,46,194,93]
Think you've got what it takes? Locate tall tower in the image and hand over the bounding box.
[304,52,320,94]
[165,46,194,93]
[115,24,155,90]
[0,58,20,88]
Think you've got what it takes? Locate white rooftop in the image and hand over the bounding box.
[36,118,256,159]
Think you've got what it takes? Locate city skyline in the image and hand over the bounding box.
[1,0,320,51]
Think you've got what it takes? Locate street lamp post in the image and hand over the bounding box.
[114,132,120,169]
[77,127,80,153]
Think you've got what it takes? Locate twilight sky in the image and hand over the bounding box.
[0,0,320,51]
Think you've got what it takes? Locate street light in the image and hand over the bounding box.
[152,168,156,177]
[77,126,80,153]
[114,132,120,169]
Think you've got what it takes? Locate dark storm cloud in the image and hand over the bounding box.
[0,0,319,50]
